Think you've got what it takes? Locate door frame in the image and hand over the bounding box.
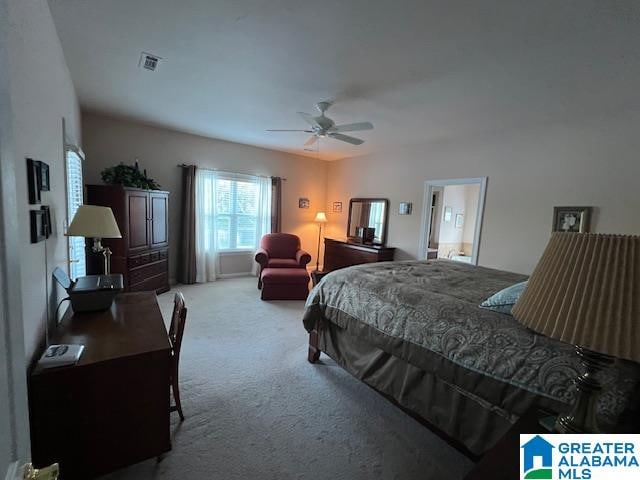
[0,0,31,473]
[418,177,488,265]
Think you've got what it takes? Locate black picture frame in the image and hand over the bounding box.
[552,206,592,233]
[30,210,46,243]
[41,205,52,238]
[298,197,310,209]
[39,162,50,191]
[27,158,41,204]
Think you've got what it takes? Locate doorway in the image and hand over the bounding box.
[419,177,487,265]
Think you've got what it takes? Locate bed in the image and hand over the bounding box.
[303,260,639,455]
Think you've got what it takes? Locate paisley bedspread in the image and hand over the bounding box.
[303,260,639,424]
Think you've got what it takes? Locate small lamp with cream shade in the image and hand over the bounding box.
[66,205,122,274]
[512,232,640,433]
[314,212,328,272]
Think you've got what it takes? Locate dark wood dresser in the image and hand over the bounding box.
[28,293,171,480]
[323,237,395,271]
[86,185,170,293]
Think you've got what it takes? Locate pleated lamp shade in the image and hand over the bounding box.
[512,232,640,363]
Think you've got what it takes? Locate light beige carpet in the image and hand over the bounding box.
[99,278,473,480]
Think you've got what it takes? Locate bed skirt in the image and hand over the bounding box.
[318,321,562,456]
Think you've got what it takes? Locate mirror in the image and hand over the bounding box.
[347,198,389,245]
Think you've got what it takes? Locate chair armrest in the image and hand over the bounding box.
[296,249,312,267]
[255,248,269,267]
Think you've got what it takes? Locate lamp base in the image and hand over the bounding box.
[91,237,113,275]
[554,346,614,434]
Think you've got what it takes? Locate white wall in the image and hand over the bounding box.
[326,109,640,274]
[81,112,328,280]
[1,0,80,471]
[7,0,81,363]
[462,184,480,245]
[439,185,466,246]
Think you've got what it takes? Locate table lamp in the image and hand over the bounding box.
[314,212,328,272]
[66,205,122,274]
[512,232,640,433]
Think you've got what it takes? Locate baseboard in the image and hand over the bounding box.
[218,272,254,279]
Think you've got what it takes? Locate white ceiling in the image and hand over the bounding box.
[49,0,640,161]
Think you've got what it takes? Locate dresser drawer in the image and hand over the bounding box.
[129,261,168,286]
[129,249,168,268]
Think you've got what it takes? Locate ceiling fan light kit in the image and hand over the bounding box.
[267,101,373,147]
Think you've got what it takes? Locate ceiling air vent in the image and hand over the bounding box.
[139,52,161,71]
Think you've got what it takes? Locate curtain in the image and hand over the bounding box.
[271,177,282,233]
[252,176,272,276]
[195,169,219,283]
[179,165,197,284]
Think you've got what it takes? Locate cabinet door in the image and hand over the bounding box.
[149,192,169,249]
[126,191,150,253]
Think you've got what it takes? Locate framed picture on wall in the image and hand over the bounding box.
[27,158,41,204]
[444,206,452,222]
[332,202,342,213]
[30,210,46,243]
[38,162,50,191]
[455,213,464,228]
[299,197,310,209]
[552,206,592,233]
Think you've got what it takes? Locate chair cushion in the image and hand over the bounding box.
[267,258,300,268]
[261,268,310,285]
[260,233,301,259]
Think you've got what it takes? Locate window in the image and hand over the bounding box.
[66,149,85,279]
[215,174,259,250]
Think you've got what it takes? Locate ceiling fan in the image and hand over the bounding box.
[267,101,373,146]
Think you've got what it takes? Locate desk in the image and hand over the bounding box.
[29,292,172,480]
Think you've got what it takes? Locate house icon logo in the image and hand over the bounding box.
[520,435,554,479]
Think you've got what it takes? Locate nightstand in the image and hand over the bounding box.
[310,270,329,287]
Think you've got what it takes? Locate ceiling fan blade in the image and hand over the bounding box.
[331,122,374,133]
[328,133,364,145]
[297,112,320,128]
[266,129,313,132]
[304,136,318,146]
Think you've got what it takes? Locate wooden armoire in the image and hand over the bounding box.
[86,185,170,293]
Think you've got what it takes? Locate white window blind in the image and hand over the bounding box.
[66,149,85,279]
[215,174,259,250]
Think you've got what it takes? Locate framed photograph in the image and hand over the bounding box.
[298,197,310,209]
[399,202,412,215]
[41,205,52,238]
[455,213,464,228]
[444,206,452,222]
[30,210,46,243]
[38,161,50,191]
[332,201,342,213]
[27,158,41,204]
[553,206,592,233]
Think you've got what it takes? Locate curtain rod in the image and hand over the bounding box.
[177,163,287,181]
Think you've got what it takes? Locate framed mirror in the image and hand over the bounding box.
[347,198,389,245]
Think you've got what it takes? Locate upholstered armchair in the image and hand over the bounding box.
[255,233,311,288]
